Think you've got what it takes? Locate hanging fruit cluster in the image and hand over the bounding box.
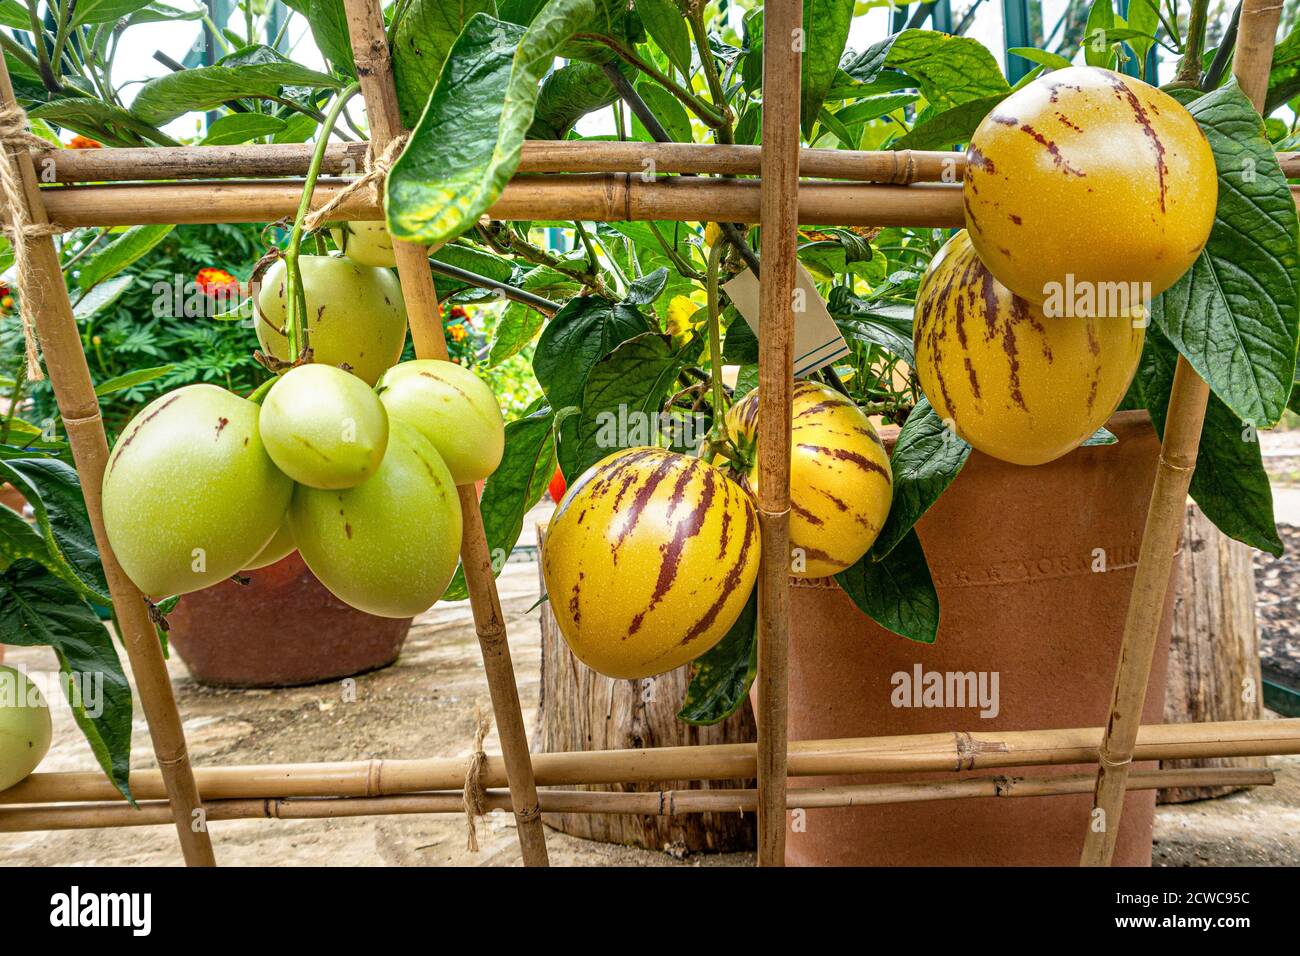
[915,66,1217,466]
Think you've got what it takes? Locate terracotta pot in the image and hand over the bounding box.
[166,552,413,688]
[782,411,1175,866]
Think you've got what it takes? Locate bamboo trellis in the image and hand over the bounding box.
[0,0,1293,868]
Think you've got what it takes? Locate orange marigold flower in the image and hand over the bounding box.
[1,296,12,310]
[68,135,103,149]
[448,323,468,343]
[196,267,239,295]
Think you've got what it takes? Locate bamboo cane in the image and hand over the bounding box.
[754,0,803,868]
[5,717,1297,806]
[36,176,970,229]
[0,61,215,866]
[341,0,548,867]
[0,768,1273,834]
[1079,0,1283,868]
[37,141,967,184]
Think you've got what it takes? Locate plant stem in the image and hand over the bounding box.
[1172,0,1211,87]
[284,82,360,360]
[477,223,614,298]
[61,229,109,274]
[0,32,41,75]
[1,358,27,446]
[685,2,734,143]
[247,375,276,404]
[576,33,727,128]
[1201,1,1242,91]
[24,0,61,91]
[704,237,733,455]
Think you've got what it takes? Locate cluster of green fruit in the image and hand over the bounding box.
[915,66,1218,465]
[102,241,505,618]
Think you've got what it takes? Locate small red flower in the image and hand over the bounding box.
[196,267,239,296]
[68,135,103,149]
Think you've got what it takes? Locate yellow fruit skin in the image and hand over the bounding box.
[541,447,760,680]
[330,221,397,268]
[963,66,1217,304]
[727,381,892,578]
[0,665,52,792]
[256,256,408,385]
[914,230,1146,467]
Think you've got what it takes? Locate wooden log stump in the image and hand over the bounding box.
[1159,503,1267,803]
[535,530,756,853]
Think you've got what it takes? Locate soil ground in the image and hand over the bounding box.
[3,433,1300,868]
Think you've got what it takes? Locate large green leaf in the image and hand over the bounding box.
[827,287,915,365]
[1083,0,1115,68]
[571,332,703,477]
[130,46,341,124]
[443,405,556,600]
[201,112,287,145]
[677,585,758,726]
[392,0,497,129]
[0,0,29,29]
[72,275,134,323]
[871,398,971,560]
[1139,327,1280,556]
[0,560,133,800]
[835,528,938,643]
[70,0,153,27]
[529,61,619,139]
[488,301,547,365]
[281,0,356,77]
[1150,81,1300,429]
[801,0,855,137]
[631,79,692,143]
[29,99,164,147]
[0,457,111,603]
[891,91,1006,150]
[532,292,654,413]
[387,4,595,245]
[842,29,1010,111]
[95,365,175,397]
[637,0,692,78]
[76,225,174,293]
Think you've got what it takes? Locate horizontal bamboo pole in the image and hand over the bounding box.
[29,142,1300,185]
[5,718,1296,807]
[39,141,966,184]
[39,176,968,229]
[0,767,1272,834]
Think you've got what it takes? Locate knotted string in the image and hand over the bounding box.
[462,703,493,852]
[302,133,408,234]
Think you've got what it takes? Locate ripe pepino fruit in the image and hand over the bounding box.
[726,381,892,578]
[0,665,52,792]
[914,230,1146,467]
[256,255,408,385]
[330,220,397,268]
[376,359,504,485]
[963,65,1216,305]
[103,384,294,598]
[289,420,462,618]
[541,448,760,680]
[259,364,389,489]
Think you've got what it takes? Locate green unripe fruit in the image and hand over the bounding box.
[260,364,389,489]
[256,255,408,385]
[103,384,293,597]
[0,665,53,792]
[330,220,398,268]
[242,519,295,571]
[376,359,504,485]
[289,420,462,618]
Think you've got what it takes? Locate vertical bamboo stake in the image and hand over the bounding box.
[1080,0,1282,866]
[0,60,216,866]
[342,0,549,866]
[755,0,804,868]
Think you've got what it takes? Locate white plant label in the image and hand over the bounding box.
[723,263,849,377]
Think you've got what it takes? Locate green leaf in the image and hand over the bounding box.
[0,458,111,603]
[827,287,915,365]
[70,0,153,27]
[1081,426,1117,446]
[0,560,133,801]
[488,301,547,365]
[1124,0,1160,64]
[272,113,319,143]
[1007,47,1074,71]
[72,274,133,322]
[281,0,356,78]
[833,91,920,129]
[130,46,341,124]
[29,99,164,147]
[77,225,174,293]
[835,529,938,643]
[571,332,703,476]
[871,398,970,560]
[1140,327,1280,555]
[202,112,287,145]
[529,61,619,139]
[443,406,556,600]
[95,365,175,397]
[1083,0,1115,68]
[532,292,654,414]
[631,80,692,143]
[842,29,1010,111]
[677,584,758,726]
[722,307,758,364]
[637,0,692,78]
[388,5,596,246]
[1265,24,1300,115]
[392,0,497,128]
[1150,80,1300,428]
[600,221,698,313]
[892,92,1007,150]
[0,1,30,30]
[801,0,856,137]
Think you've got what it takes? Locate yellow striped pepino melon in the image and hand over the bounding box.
[541,448,760,680]
[726,381,893,579]
[963,65,1216,305]
[914,229,1145,467]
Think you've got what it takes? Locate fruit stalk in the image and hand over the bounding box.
[283,82,360,362]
